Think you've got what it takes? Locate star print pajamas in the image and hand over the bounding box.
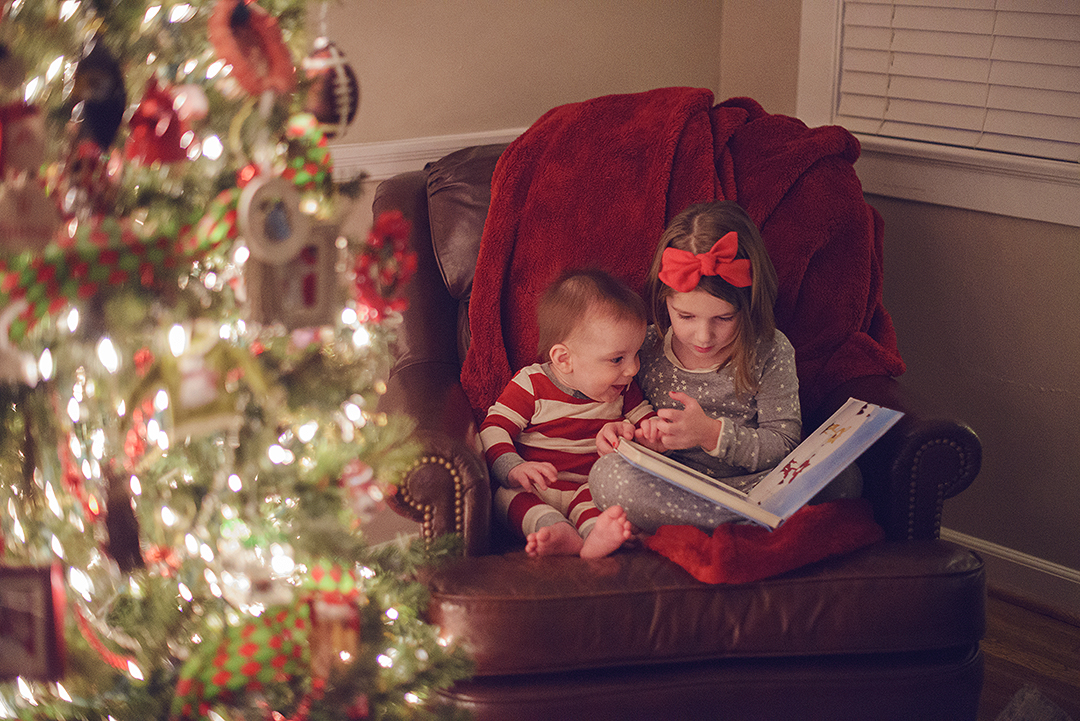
[589,326,802,533]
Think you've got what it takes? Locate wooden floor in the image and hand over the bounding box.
[979,588,1080,720]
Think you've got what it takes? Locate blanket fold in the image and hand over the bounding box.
[644,498,885,584]
[461,86,905,422]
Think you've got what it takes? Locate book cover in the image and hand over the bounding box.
[615,397,903,529]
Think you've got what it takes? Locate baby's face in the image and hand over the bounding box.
[558,314,646,403]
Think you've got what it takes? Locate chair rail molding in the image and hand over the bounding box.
[329,128,528,183]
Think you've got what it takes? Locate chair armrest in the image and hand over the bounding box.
[380,361,491,556]
[814,376,982,541]
[373,170,491,556]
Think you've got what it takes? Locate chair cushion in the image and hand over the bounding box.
[426,144,507,300]
[425,540,984,677]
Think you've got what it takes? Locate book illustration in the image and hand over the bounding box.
[615,397,903,529]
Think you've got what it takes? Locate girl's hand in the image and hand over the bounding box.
[634,417,668,452]
[656,391,722,451]
[507,461,557,494]
[597,420,635,455]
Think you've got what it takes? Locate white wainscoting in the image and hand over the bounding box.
[329,128,528,183]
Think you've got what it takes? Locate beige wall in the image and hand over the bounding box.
[323,0,725,145]
[873,198,1080,569]
[326,3,1079,572]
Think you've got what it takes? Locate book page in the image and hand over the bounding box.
[748,399,902,518]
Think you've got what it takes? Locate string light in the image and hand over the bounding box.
[38,348,53,381]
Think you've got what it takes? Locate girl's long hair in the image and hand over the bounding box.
[646,201,779,397]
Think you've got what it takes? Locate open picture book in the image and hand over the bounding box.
[615,397,903,530]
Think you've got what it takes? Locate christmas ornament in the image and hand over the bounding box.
[243,217,340,330]
[0,102,44,178]
[125,77,187,165]
[0,177,60,254]
[304,559,364,680]
[53,139,124,217]
[69,37,127,150]
[283,112,334,192]
[0,43,26,90]
[218,533,296,610]
[0,302,37,386]
[125,320,270,442]
[340,458,385,522]
[302,38,359,138]
[239,175,309,264]
[171,83,210,123]
[172,604,309,721]
[353,210,416,322]
[208,0,296,97]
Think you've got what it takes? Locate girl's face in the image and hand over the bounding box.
[665,290,739,370]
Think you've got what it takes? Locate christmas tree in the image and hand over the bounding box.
[0,1,471,719]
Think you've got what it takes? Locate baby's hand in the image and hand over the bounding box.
[634,417,667,452]
[656,391,722,451]
[507,461,558,494]
[596,420,635,455]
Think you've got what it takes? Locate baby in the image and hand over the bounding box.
[480,269,655,557]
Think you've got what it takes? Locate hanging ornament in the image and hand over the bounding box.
[302,38,359,139]
[242,216,341,330]
[340,458,385,523]
[237,172,341,329]
[0,102,44,178]
[208,0,296,97]
[353,210,416,322]
[0,302,38,386]
[125,77,188,165]
[172,604,310,721]
[238,175,309,264]
[0,177,60,254]
[125,320,269,442]
[53,138,124,217]
[171,83,210,123]
[218,524,296,610]
[0,104,54,251]
[303,560,365,681]
[69,36,127,150]
[0,44,27,90]
[283,112,333,193]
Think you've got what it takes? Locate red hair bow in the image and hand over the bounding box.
[658,231,752,292]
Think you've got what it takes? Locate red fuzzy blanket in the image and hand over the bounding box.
[644,498,885,584]
[460,87,905,421]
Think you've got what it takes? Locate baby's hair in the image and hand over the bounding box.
[537,268,646,363]
[646,201,779,396]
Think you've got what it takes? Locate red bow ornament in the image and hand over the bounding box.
[658,231,752,292]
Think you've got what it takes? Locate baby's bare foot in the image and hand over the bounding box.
[526,522,585,557]
[580,505,633,559]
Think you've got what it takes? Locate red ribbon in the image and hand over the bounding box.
[657,231,752,292]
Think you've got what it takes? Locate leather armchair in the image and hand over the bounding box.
[375,143,986,720]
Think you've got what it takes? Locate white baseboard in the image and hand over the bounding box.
[941,528,1080,614]
[329,127,528,183]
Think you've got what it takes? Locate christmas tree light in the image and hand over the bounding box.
[0,1,471,719]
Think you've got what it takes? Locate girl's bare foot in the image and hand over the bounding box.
[580,505,633,559]
[526,522,585,557]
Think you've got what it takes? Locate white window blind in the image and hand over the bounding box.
[836,0,1080,163]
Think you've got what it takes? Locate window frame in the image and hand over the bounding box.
[796,0,1079,228]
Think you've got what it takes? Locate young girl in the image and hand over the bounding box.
[590,200,806,532]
